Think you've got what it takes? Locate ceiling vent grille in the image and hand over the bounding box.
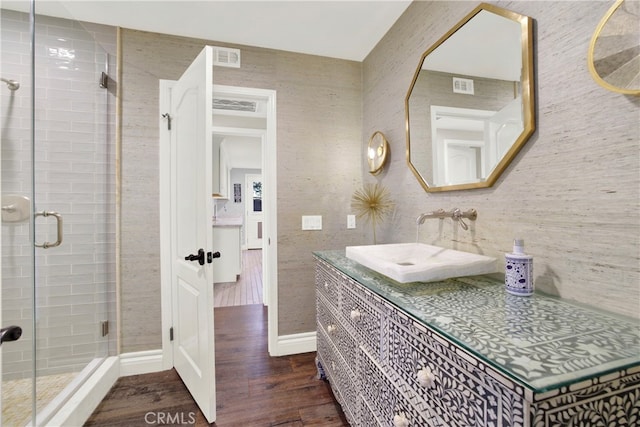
[213,98,257,113]
[212,46,241,68]
[452,77,474,95]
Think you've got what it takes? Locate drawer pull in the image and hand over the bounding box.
[417,366,436,388]
[350,308,361,321]
[327,324,337,334]
[393,412,409,427]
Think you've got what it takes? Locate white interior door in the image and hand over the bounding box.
[444,139,483,185]
[245,173,263,249]
[170,46,216,423]
[487,96,524,168]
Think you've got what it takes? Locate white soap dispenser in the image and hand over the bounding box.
[505,239,534,296]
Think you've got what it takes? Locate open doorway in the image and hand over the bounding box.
[211,85,268,311]
[159,49,278,421]
[159,78,278,370]
[210,84,277,352]
[209,84,277,330]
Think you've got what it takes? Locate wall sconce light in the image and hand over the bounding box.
[367,131,389,175]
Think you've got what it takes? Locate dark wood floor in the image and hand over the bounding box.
[85,304,348,426]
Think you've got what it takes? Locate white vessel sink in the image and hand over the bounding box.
[345,243,497,283]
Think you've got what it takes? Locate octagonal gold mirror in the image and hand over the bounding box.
[405,3,535,192]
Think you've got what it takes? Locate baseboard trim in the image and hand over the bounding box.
[271,332,317,356]
[119,349,164,377]
[45,356,119,427]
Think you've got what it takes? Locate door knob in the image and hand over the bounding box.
[185,249,205,265]
[207,251,221,263]
[0,325,22,345]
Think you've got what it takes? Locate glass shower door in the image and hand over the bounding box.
[1,1,116,425]
[31,8,115,424]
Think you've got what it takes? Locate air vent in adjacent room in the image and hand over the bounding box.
[452,77,474,95]
[212,46,241,68]
[213,98,257,113]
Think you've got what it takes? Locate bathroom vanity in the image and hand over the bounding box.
[212,217,242,283]
[314,250,640,426]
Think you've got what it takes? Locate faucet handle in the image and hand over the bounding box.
[452,208,477,220]
[451,208,468,230]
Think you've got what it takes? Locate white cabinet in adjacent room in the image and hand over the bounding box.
[212,217,242,283]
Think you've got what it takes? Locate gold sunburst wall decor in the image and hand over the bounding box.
[351,183,395,244]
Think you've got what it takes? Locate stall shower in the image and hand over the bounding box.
[1,3,116,425]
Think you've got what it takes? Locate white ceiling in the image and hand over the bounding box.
[20,0,413,61]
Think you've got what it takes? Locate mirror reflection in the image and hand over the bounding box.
[588,0,640,95]
[406,4,535,192]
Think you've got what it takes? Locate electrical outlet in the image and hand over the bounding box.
[347,215,356,229]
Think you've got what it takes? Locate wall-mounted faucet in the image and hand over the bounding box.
[416,209,447,225]
[416,208,477,230]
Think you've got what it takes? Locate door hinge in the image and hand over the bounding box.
[162,113,172,130]
[169,327,174,341]
[100,320,109,337]
[99,71,109,89]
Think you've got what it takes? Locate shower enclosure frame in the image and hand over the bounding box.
[1,0,119,425]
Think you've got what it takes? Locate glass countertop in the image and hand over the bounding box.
[313,250,640,393]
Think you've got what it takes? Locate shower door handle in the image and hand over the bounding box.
[35,211,63,248]
[0,325,22,345]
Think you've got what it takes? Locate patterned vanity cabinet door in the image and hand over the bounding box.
[316,258,526,426]
[316,260,360,424]
[316,259,388,425]
[340,275,385,361]
[529,369,640,426]
[384,308,528,426]
[340,274,392,424]
[359,347,438,426]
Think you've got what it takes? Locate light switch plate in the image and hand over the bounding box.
[347,215,356,229]
[302,215,322,230]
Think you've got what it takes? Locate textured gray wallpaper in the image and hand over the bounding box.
[120,1,639,353]
[362,1,640,318]
[120,29,364,351]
